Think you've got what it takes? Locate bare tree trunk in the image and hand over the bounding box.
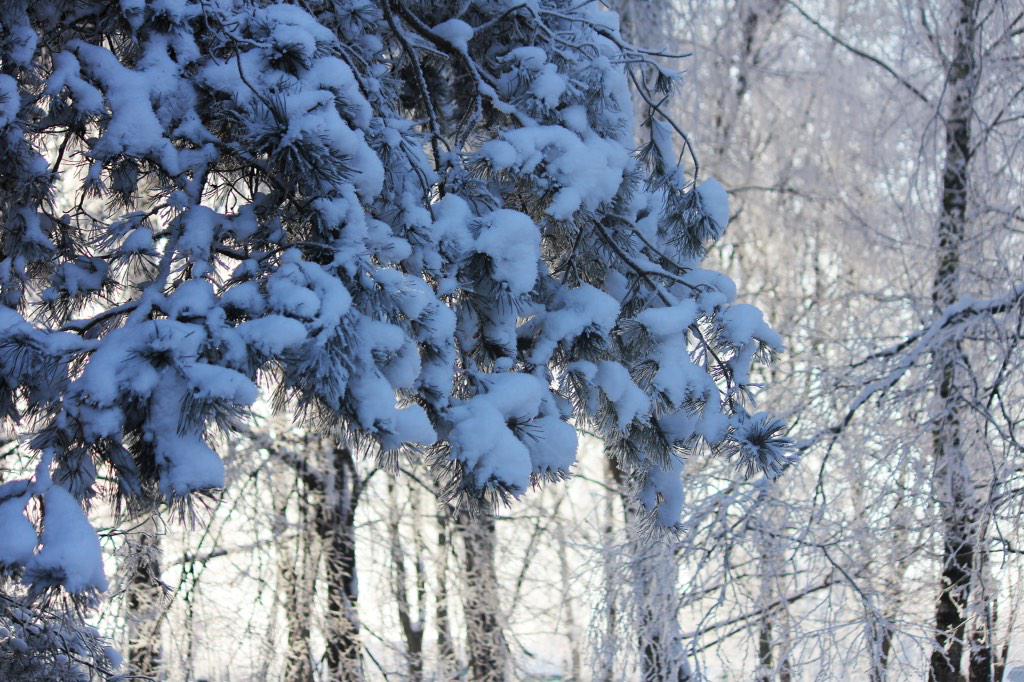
[604,458,690,682]
[755,514,791,682]
[968,596,994,682]
[872,484,911,682]
[555,511,582,680]
[929,2,980,681]
[757,617,773,682]
[389,476,425,681]
[596,458,623,681]
[713,0,785,158]
[409,488,427,680]
[458,508,509,681]
[868,613,896,682]
[279,481,316,682]
[635,537,689,682]
[320,443,363,681]
[969,526,1004,682]
[435,502,457,677]
[126,512,163,679]
[603,457,690,682]
[613,0,672,48]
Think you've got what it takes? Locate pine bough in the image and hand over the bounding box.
[0,0,792,636]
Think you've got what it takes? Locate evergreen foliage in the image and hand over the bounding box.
[0,0,787,672]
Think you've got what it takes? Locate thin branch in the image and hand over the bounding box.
[787,0,931,105]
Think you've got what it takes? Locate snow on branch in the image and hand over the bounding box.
[0,0,789,614]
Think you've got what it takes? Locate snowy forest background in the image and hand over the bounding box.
[0,0,1022,680]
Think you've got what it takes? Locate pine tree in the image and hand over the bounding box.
[0,0,788,673]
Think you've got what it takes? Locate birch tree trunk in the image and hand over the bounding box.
[126,512,163,679]
[279,480,316,682]
[435,502,458,677]
[320,443,363,680]
[555,513,582,681]
[389,477,425,682]
[604,459,690,682]
[968,549,996,682]
[929,1,980,679]
[635,537,690,682]
[458,509,509,681]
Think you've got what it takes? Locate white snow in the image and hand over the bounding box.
[119,227,155,255]
[165,279,216,319]
[432,19,474,51]
[46,52,104,115]
[475,210,541,295]
[237,315,308,356]
[527,285,620,365]
[221,281,266,315]
[184,362,259,404]
[30,484,107,594]
[448,373,576,489]
[594,361,650,430]
[530,64,566,109]
[70,40,186,175]
[636,301,698,338]
[697,178,730,233]
[479,125,629,220]
[146,373,226,497]
[0,482,37,567]
[718,303,783,351]
[638,457,684,527]
[0,75,20,127]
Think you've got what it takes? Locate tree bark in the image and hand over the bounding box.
[555,514,582,681]
[929,2,980,681]
[868,613,896,682]
[458,508,509,681]
[279,481,316,682]
[968,596,994,682]
[969,526,1003,682]
[597,458,623,681]
[636,537,689,682]
[756,617,773,682]
[126,512,163,679]
[606,458,690,682]
[389,477,425,682]
[319,444,363,680]
[435,502,458,677]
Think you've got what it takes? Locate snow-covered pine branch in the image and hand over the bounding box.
[0,0,787,615]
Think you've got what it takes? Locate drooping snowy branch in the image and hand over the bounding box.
[0,0,788,607]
